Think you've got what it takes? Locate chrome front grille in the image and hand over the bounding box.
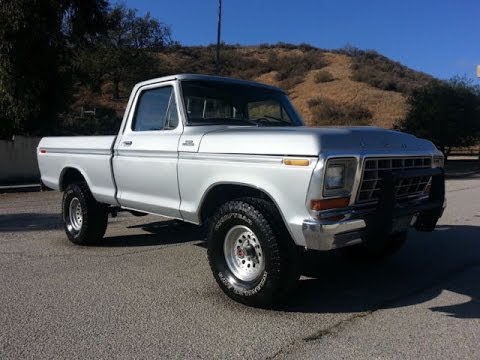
[357,157,432,204]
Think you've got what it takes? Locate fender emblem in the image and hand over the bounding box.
[182,140,195,146]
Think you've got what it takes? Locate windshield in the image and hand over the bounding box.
[181,80,303,126]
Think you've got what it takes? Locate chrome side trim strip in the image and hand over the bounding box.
[179,152,317,165]
[41,148,111,155]
[114,149,179,158]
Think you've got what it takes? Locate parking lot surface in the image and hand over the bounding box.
[1,175,479,359]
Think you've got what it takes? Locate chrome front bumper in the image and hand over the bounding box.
[302,218,366,251]
[303,167,446,251]
[302,215,420,251]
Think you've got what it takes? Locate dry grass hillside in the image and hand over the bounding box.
[255,52,409,128]
[91,44,433,130]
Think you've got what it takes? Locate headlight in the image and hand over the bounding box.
[325,165,345,189]
[433,155,444,168]
[323,158,357,197]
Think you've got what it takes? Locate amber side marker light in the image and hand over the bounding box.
[283,158,310,166]
[310,197,350,211]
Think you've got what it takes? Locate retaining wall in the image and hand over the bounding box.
[0,136,41,185]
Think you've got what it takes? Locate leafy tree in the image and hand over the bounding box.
[76,4,173,100]
[396,77,480,155]
[0,0,108,138]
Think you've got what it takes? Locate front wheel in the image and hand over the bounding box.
[207,198,299,308]
[62,182,108,245]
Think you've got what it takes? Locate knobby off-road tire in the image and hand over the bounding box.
[207,198,300,308]
[339,231,407,263]
[62,182,108,245]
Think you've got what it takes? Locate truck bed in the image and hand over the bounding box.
[37,136,117,204]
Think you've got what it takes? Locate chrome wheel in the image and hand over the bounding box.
[67,197,83,234]
[223,225,265,282]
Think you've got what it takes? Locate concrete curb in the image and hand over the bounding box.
[0,184,42,193]
[445,169,480,179]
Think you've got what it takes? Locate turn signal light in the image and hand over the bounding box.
[310,197,350,211]
[283,158,310,166]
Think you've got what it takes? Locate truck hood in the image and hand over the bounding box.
[197,126,436,156]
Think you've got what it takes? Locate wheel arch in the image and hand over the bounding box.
[198,182,292,237]
[59,167,88,191]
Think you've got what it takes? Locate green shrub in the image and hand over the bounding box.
[165,46,272,80]
[272,50,328,90]
[314,70,334,83]
[280,76,304,90]
[307,97,372,126]
[164,44,327,91]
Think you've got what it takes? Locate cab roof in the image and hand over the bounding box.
[135,73,285,93]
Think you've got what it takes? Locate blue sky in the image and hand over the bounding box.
[124,0,479,81]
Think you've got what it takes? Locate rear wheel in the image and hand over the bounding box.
[62,182,108,245]
[207,198,299,308]
[338,231,407,263]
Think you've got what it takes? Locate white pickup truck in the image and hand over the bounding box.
[38,74,446,307]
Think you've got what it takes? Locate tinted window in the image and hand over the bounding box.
[132,86,178,131]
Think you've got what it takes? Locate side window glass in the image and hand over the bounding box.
[165,92,179,130]
[132,86,174,131]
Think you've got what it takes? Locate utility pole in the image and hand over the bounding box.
[216,0,222,74]
[477,65,480,160]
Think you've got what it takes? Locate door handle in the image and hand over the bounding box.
[123,141,132,146]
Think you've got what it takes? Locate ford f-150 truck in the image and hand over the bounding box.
[38,74,446,307]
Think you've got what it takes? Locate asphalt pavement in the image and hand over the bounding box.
[0,175,479,359]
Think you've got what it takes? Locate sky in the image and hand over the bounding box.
[124,0,479,81]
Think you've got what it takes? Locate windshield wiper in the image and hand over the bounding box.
[253,115,292,126]
[228,118,260,126]
[188,117,260,126]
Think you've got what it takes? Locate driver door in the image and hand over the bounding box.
[113,82,183,218]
